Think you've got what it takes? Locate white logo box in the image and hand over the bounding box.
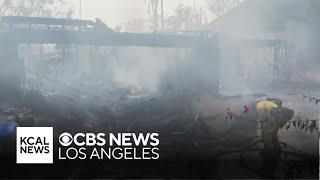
[16,127,53,164]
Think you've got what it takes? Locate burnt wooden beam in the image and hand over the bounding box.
[1,16,95,27]
[0,29,214,48]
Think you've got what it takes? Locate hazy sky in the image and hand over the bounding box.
[71,0,207,27]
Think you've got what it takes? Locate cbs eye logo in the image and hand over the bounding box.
[59,133,73,146]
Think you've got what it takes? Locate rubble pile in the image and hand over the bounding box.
[16,84,260,152]
[0,82,318,178]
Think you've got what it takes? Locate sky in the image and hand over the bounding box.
[70,0,207,28]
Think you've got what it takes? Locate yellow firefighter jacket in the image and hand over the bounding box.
[256,100,278,121]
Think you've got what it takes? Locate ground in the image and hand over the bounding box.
[0,83,318,179]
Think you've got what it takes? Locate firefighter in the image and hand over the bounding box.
[255,97,294,156]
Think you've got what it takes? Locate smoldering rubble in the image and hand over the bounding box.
[0,3,319,177]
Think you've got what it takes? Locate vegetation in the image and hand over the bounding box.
[0,0,73,18]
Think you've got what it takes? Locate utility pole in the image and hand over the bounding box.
[161,0,164,30]
[152,0,159,30]
[79,0,82,19]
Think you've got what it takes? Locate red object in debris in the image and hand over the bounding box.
[243,105,249,113]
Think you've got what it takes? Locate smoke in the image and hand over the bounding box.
[111,47,169,92]
[79,0,146,28]
[207,0,320,96]
[14,0,320,100]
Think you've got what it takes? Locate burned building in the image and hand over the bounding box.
[0,1,318,179]
[210,0,320,93]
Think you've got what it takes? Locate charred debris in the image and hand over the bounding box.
[0,15,318,179]
[0,16,221,140]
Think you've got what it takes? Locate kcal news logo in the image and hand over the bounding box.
[15,128,160,163]
[16,127,53,164]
